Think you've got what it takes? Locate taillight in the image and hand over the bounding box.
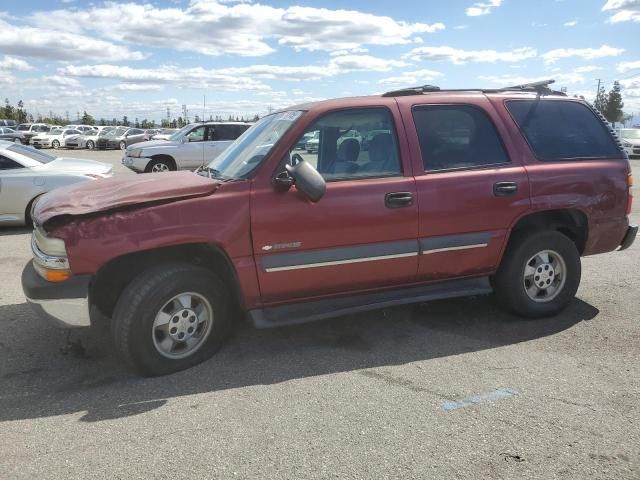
[627,174,633,215]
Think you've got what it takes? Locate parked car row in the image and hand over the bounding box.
[616,128,640,158]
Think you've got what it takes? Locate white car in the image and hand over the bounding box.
[64,124,96,134]
[122,122,251,173]
[0,141,113,226]
[616,128,640,158]
[65,126,115,150]
[31,128,82,149]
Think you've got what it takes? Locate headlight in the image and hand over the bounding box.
[130,149,143,158]
[31,229,71,282]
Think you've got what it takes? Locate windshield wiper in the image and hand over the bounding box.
[196,166,235,181]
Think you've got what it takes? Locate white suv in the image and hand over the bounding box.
[122,122,251,173]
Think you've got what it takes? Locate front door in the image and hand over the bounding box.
[179,125,207,169]
[400,100,531,281]
[251,106,419,303]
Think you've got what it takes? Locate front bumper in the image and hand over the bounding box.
[122,155,148,173]
[22,261,92,328]
[619,225,638,251]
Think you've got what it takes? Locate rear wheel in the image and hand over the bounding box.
[111,263,233,376]
[492,230,581,318]
[52,140,60,149]
[86,140,95,150]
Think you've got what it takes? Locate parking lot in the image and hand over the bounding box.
[1,149,639,479]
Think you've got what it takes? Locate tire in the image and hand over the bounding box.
[111,263,233,376]
[145,158,175,173]
[13,137,22,144]
[119,140,127,150]
[52,140,60,149]
[492,230,581,318]
[86,140,95,150]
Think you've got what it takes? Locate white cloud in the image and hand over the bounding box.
[31,1,445,57]
[479,72,586,86]
[0,55,32,71]
[466,0,503,16]
[618,60,640,72]
[602,0,640,23]
[574,65,604,73]
[621,76,640,89]
[542,45,624,63]
[58,55,407,86]
[378,69,444,85]
[0,19,145,62]
[404,46,537,64]
[563,19,578,26]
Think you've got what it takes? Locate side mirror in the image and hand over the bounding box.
[284,159,326,202]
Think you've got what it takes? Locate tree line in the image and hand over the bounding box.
[593,81,633,127]
[1,98,260,128]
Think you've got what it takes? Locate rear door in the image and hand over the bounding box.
[251,106,419,303]
[399,97,531,281]
[204,124,237,162]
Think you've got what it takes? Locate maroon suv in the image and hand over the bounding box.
[22,81,637,376]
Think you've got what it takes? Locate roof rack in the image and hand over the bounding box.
[381,79,567,97]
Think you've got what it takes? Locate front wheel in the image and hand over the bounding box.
[111,263,233,376]
[145,158,175,173]
[13,137,22,144]
[119,140,127,150]
[86,140,95,150]
[52,140,60,149]
[492,230,581,318]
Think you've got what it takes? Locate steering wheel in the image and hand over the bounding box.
[290,152,304,166]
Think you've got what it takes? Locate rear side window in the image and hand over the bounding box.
[213,125,239,141]
[412,105,510,171]
[506,100,621,161]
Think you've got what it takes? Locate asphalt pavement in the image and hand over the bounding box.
[0,149,638,479]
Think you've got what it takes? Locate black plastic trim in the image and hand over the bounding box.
[21,261,91,300]
[249,277,492,328]
[419,232,492,252]
[619,225,638,251]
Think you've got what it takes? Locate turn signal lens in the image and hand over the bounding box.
[33,261,71,282]
[628,174,634,187]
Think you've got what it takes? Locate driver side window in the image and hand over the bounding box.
[186,126,206,142]
[291,108,401,181]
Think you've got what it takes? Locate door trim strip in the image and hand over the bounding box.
[422,243,488,255]
[264,252,418,272]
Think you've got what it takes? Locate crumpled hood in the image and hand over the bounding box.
[34,171,221,224]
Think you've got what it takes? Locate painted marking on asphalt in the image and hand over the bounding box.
[441,387,517,412]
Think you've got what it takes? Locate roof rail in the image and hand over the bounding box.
[381,85,441,97]
[381,79,567,97]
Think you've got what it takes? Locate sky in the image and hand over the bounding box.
[0,0,638,123]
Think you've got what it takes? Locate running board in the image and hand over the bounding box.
[249,277,493,329]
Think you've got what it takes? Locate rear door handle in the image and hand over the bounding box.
[385,192,413,208]
[494,182,518,196]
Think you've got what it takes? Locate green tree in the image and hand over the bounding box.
[80,111,96,125]
[99,118,106,126]
[122,115,130,127]
[111,118,118,126]
[621,112,634,127]
[604,81,624,127]
[593,85,607,114]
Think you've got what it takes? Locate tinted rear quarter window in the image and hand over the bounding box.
[413,104,509,171]
[506,100,621,161]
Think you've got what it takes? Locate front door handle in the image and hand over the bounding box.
[385,192,413,208]
[494,182,518,196]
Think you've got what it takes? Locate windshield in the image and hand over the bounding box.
[108,127,127,136]
[206,111,302,180]
[168,124,194,141]
[17,124,30,131]
[50,128,63,135]
[99,127,114,136]
[620,129,640,139]
[8,144,55,163]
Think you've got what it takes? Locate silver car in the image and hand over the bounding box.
[65,126,115,150]
[0,141,113,226]
[122,122,251,173]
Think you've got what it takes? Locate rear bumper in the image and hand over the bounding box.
[619,225,638,251]
[21,261,92,328]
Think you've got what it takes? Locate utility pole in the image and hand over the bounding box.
[595,78,601,100]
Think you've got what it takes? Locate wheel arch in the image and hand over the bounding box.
[504,208,589,256]
[89,243,245,321]
[149,154,177,171]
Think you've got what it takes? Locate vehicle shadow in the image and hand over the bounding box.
[0,295,598,423]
